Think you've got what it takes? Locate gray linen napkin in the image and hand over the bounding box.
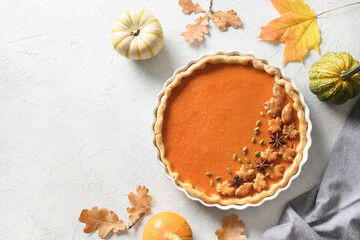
[261,100,360,240]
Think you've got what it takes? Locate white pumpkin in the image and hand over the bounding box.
[111,9,164,60]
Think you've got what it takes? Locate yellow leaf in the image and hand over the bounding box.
[178,0,205,14]
[211,10,241,31]
[181,14,209,42]
[78,207,126,238]
[215,214,247,240]
[258,0,320,63]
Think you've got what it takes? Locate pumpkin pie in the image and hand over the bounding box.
[154,54,307,205]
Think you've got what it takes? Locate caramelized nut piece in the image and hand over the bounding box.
[281,103,293,124]
[235,182,253,197]
[273,84,285,103]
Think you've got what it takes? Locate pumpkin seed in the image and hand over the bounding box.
[238,158,242,163]
[254,151,261,157]
[215,176,221,180]
[242,147,247,154]
[259,139,265,145]
[254,127,259,132]
[206,172,212,176]
[249,164,254,169]
[260,111,265,117]
[251,137,256,143]
[210,179,214,186]
[245,158,250,163]
[256,120,261,126]
[227,167,232,174]
[254,131,259,135]
[233,154,237,160]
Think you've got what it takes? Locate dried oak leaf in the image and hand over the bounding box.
[216,180,236,196]
[235,182,253,197]
[258,0,320,63]
[236,165,256,182]
[178,0,205,14]
[268,117,283,134]
[264,97,282,118]
[253,173,267,192]
[283,123,298,139]
[79,206,126,238]
[182,14,209,42]
[215,214,247,240]
[281,103,293,125]
[279,146,296,162]
[127,185,152,225]
[265,164,284,179]
[260,147,278,162]
[211,10,241,31]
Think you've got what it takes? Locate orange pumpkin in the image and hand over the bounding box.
[143,212,193,240]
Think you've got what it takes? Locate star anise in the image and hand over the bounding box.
[254,158,271,172]
[269,132,287,148]
[230,175,242,188]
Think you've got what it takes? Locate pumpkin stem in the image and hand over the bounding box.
[167,233,183,240]
[130,29,141,37]
[340,63,360,80]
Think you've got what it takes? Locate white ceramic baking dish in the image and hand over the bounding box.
[152,52,312,210]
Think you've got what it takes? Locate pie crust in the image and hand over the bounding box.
[154,54,307,206]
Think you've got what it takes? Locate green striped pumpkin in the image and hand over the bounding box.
[309,52,360,104]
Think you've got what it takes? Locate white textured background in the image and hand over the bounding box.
[1,0,359,239]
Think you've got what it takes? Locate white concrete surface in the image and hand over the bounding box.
[1,0,359,239]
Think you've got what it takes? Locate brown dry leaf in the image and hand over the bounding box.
[265,164,284,179]
[215,214,247,240]
[216,180,236,196]
[182,14,209,42]
[260,147,278,162]
[127,185,152,225]
[178,0,206,14]
[283,123,298,139]
[268,117,283,134]
[236,165,255,182]
[264,97,282,118]
[211,10,241,31]
[279,146,296,162]
[79,206,126,238]
[235,182,253,197]
[253,173,267,192]
[281,103,293,125]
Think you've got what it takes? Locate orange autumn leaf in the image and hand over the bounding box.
[179,0,205,14]
[211,10,241,31]
[78,206,126,238]
[127,185,152,225]
[181,14,209,42]
[215,214,247,240]
[258,0,320,63]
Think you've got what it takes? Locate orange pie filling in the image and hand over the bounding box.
[162,63,300,199]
